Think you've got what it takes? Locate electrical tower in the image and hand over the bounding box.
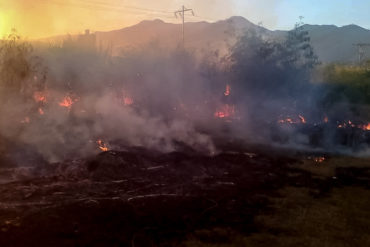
[353,43,370,64]
[174,5,194,47]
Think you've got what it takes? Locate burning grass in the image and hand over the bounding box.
[0,27,370,247]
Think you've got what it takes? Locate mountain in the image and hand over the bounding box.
[39,17,370,63]
[93,16,272,58]
[301,24,370,63]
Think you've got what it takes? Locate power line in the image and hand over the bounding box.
[191,14,218,22]
[44,0,176,26]
[82,0,173,14]
[40,0,173,16]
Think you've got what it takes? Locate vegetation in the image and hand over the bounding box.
[320,64,370,105]
[229,22,319,102]
[179,157,370,247]
[0,30,45,101]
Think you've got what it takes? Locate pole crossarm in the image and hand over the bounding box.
[174,5,194,47]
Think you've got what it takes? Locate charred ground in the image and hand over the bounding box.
[0,143,369,247]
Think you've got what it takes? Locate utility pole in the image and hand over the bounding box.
[174,5,194,47]
[353,43,370,64]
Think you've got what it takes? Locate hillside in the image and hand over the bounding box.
[38,16,370,63]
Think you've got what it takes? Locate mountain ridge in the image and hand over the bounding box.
[38,16,370,63]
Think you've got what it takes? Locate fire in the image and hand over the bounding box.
[214,104,235,119]
[33,91,47,103]
[314,157,326,163]
[224,84,231,96]
[97,139,109,152]
[121,90,134,106]
[298,115,306,124]
[363,123,370,131]
[59,96,76,110]
[123,96,134,106]
[360,123,370,131]
[21,117,30,124]
[324,116,329,123]
[278,115,306,124]
[38,108,45,115]
[337,120,357,129]
[278,118,293,124]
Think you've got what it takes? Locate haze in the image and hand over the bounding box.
[1,0,370,39]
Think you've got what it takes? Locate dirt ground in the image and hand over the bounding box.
[0,145,369,247]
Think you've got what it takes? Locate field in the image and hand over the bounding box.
[0,145,369,247]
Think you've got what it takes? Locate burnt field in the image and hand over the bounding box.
[0,143,369,247]
[1,21,370,247]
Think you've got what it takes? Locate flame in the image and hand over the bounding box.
[123,96,134,106]
[33,91,47,103]
[214,104,235,119]
[59,96,75,110]
[314,157,325,163]
[121,90,134,106]
[324,116,329,123]
[224,84,231,96]
[21,117,30,124]
[360,123,370,131]
[337,120,357,129]
[278,118,293,124]
[298,115,306,124]
[278,115,306,124]
[38,108,45,115]
[97,139,109,152]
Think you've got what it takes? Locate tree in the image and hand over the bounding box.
[0,30,45,100]
[228,20,319,120]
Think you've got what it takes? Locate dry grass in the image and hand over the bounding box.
[294,156,370,178]
[179,157,370,247]
[180,186,370,247]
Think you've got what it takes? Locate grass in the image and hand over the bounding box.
[178,157,370,247]
[294,156,370,178]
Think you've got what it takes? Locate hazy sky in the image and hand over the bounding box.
[0,0,369,38]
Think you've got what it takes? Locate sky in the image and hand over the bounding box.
[0,0,369,39]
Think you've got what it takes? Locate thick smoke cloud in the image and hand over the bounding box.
[0,35,223,162]
[0,26,369,165]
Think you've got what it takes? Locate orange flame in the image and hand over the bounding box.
[337,120,358,129]
[361,123,370,131]
[97,139,109,152]
[314,157,325,163]
[38,108,45,115]
[324,116,329,123]
[224,84,231,96]
[121,90,134,106]
[59,96,74,109]
[123,96,134,106]
[278,115,306,124]
[214,104,235,119]
[33,91,47,103]
[278,118,293,124]
[298,115,306,124]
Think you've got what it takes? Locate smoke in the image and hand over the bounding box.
[0,36,223,162]
[1,25,369,165]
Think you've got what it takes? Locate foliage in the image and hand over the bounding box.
[320,64,370,105]
[0,30,45,99]
[228,21,319,119]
